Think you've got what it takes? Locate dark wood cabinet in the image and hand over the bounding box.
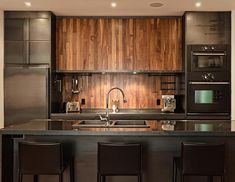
[56,18,182,71]
[4,11,54,65]
[183,12,231,119]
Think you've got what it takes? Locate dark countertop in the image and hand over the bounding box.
[51,109,186,120]
[1,119,234,137]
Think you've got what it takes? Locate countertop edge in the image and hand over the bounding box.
[50,112,186,120]
[1,129,235,137]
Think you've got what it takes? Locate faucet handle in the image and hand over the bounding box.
[99,114,108,121]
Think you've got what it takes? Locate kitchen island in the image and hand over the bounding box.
[1,120,235,182]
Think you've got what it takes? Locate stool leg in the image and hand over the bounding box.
[221,175,224,182]
[101,175,106,182]
[18,174,23,182]
[70,159,74,182]
[97,173,99,182]
[175,165,178,182]
[97,173,102,182]
[33,175,38,182]
[172,159,175,182]
[59,174,63,182]
[208,176,213,182]
[138,174,142,182]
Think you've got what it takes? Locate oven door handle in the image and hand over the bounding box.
[189,82,230,85]
[192,53,226,56]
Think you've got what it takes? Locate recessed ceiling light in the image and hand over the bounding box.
[150,2,163,8]
[24,2,31,7]
[195,2,202,8]
[111,2,117,8]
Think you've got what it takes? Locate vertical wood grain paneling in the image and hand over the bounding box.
[62,75,175,109]
[56,17,182,71]
[57,17,182,109]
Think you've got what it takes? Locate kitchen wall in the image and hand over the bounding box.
[56,17,182,109]
[0,10,3,128]
[0,12,234,125]
[62,75,177,109]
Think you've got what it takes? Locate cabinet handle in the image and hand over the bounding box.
[189,82,230,85]
[192,53,226,56]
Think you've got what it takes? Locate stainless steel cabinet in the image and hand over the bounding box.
[3,11,55,126]
[4,12,52,64]
[29,18,50,40]
[4,66,49,126]
[5,41,27,63]
[4,19,27,40]
[29,41,51,63]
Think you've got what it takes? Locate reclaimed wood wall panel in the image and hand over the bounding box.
[56,17,182,70]
[57,17,182,108]
[62,75,176,109]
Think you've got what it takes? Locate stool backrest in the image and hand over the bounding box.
[181,143,225,176]
[98,142,142,175]
[19,142,63,174]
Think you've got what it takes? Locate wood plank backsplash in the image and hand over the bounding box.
[56,17,182,70]
[63,75,176,109]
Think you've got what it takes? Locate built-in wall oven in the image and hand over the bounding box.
[187,45,230,81]
[188,82,230,114]
[186,45,231,118]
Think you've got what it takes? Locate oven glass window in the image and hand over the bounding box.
[195,90,223,104]
[193,55,224,69]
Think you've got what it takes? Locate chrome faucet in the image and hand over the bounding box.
[99,87,127,126]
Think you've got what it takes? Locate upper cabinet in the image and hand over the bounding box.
[184,11,231,45]
[4,11,55,65]
[56,17,182,71]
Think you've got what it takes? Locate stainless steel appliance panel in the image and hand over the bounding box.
[29,18,50,40]
[4,66,49,126]
[29,41,51,64]
[187,82,230,114]
[4,41,28,64]
[187,45,229,74]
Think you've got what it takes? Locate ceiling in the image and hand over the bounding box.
[0,0,235,16]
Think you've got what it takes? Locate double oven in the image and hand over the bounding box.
[187,45,231,118]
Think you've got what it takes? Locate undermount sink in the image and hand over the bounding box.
[72,120,149,129]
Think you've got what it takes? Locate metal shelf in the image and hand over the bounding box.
[54,70,184,76]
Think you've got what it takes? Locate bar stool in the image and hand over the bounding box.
[173,143,225,182]
[18,141,74,182]
[97,142,142,182]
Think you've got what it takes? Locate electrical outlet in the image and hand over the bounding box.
[156,99,161,106]
[81,98,86,105]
